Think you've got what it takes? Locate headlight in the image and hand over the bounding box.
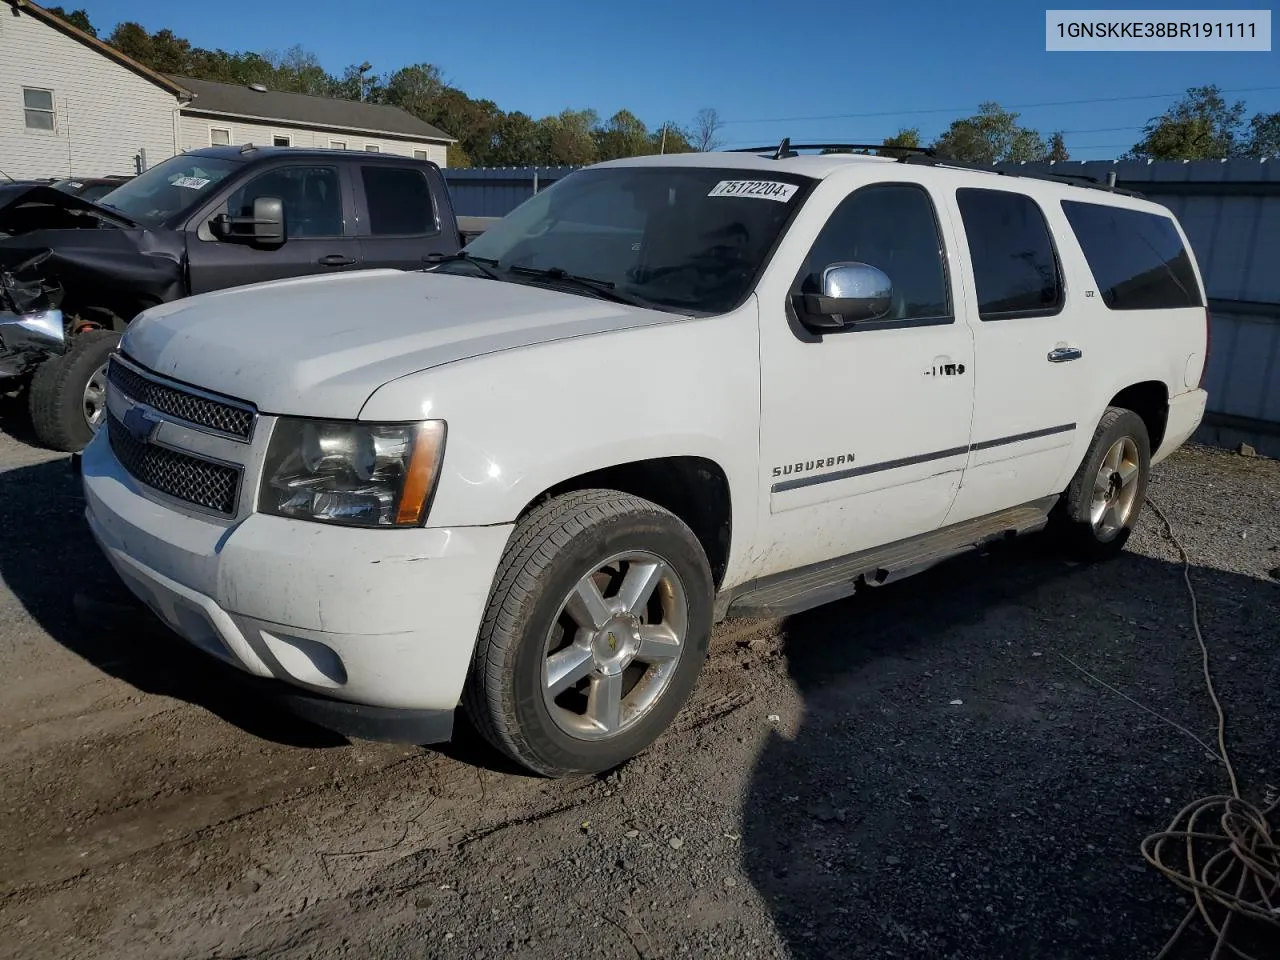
[259,418,446,527]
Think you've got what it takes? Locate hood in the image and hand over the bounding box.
[121,270,684,418]
[0,183,137,234]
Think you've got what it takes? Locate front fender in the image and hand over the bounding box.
[359,300,762,537]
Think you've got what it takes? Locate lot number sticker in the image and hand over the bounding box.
[171,176,211,189]
[708,180,798,202]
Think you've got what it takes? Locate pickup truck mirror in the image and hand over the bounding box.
[798,261,893,330]
[210,196,286,249]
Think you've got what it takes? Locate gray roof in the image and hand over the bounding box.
[170,75,454,143]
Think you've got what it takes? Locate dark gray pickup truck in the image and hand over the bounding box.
[0,146,465,451]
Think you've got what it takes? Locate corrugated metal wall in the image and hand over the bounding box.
[445,158,1280,455]
[442,167,578,216]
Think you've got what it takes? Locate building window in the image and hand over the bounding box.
[413,149,429,160]
[273,134,292,147]
[365,144,380,153]
[330,140,347,150]
[210,126,231,146]
[23,87,55,131]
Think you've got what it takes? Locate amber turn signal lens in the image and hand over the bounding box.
[396,420,447,525]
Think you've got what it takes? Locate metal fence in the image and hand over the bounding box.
[441,167,578,217]
[443,158,1280,456]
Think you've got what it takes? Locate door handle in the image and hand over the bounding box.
[1047,346,1083,363]
[318,254,357,267]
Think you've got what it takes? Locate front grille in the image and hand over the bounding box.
[107,358,255,439]
[108,413,241,515]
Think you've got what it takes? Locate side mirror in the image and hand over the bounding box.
[210,196,286,248]
[798,261,893,329]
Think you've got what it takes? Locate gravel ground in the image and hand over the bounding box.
[1,399,1277,960]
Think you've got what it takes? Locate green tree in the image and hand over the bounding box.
[931,102,1048,163]
[419,88,502,166]
[651,122,693,154]
[877,127,921,158]
[1125,85,1246,160]
[1047,132,1070,161]
[594,110,651,160]
[1242,112,1280,157]
[490,111,542,166]
[538,109,599,165]
[267,46,331,95]
[107,22,154,65]
[384,63,445,114]
[45,6,96,36]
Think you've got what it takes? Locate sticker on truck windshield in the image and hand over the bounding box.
[707,180,798,202]
[171,176,211,189]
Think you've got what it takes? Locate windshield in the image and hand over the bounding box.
[95,154,242,227]
[461,166,812,315]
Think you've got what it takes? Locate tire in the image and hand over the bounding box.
[463,489,714,777]
[28,329,120,453]
[1055,406,1151,561]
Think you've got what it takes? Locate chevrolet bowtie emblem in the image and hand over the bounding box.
[122,404,160,443]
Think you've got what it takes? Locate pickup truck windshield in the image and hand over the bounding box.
[95,154,242,227]
[463,166,813,315]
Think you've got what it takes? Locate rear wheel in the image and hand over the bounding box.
[463,489,713,777]
[28,329,120,452]
[1055,406,1151,560]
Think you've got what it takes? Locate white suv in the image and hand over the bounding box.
[79,144,1210,776]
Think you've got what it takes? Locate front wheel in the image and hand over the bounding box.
[1054,406,1151,560]
[28,329,120,452]
[463,490,714,777]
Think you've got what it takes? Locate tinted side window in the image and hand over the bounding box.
[1061,200,1202,310]
[799,184,951,323]
[956,189,1062,320]
[361,166,438,236]
[225,166,343,239]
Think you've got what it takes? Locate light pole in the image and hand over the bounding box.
[357,61,372,101]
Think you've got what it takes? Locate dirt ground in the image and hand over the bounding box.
[1,401,1277,960]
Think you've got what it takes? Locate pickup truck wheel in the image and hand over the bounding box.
[464,489,713,777]
[1056,406,1151,560]
[28,329,120,452]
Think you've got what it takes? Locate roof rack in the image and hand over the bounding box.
[727,137,935,160]
[897,154,1145,197]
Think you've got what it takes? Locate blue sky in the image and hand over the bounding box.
[79,0,1279,159]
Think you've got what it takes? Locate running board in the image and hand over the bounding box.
[722,498,1057,619]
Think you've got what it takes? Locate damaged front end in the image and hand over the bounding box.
[0,183,185,379]
[0,250,65,378]
[0,306,64,378]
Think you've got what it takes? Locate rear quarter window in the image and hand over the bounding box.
[956,188,1063,321]
[361,166,439,236]
[1060,200,1202,310]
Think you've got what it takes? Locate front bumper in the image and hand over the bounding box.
[81,428,514,740]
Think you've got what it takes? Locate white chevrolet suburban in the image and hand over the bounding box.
[79,143,1210,776]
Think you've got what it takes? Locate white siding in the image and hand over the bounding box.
[0,9,178,179]
[178,113,449,167]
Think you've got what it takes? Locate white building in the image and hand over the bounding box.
[1,0,454,181]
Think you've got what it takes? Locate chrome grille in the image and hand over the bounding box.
[107,413,241,515]
[107,357,255,439]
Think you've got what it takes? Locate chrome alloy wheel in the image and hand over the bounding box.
[1090,436,1141,541]
[83,362,108,431]
[542,551,688,740]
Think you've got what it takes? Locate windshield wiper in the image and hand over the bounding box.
[506,265,650,308]
[426,252,504,280]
